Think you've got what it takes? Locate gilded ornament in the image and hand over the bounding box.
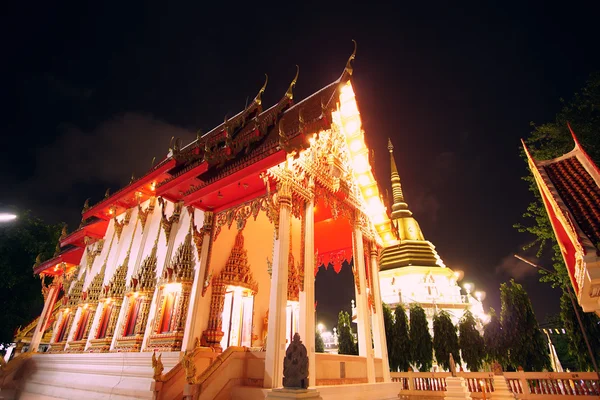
[182,350,197,384]
[285,65,299,100]
[255,74,268,107]
[138,197,156,231]
[152,351,164,381]
[344,40,357,77]
[158,197,183,244]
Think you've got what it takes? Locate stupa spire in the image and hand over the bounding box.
[388,138,405,204]
[380,139,446,270]
[387,138,412,219]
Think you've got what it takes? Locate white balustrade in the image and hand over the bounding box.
[391,371,600,398]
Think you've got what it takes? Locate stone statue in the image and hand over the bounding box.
[449,353,457,377]
[282,333,309,389]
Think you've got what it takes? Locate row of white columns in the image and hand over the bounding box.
[263,182,390,388]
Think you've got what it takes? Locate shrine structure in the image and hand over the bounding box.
[523,125,600,316]
[2,47,399,399]
[377,140,486,329]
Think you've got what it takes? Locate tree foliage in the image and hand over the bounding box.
[559,291,600,371]
[458,310,485,371]
[315,329,325,353]
[500,280,551,371]
[393,303,412,372]
[483,308,506,366]
[0,211,63,347]
[516,72,600,371]
[383,303,396,369]
[432,310,461,371]
[409,303,433,371]
[337,310,357,355]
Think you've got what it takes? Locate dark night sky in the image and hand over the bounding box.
[2,1,600,330]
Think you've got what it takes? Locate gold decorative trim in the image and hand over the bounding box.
[213,194,271,240]
[138,197,156,231]
[114,209,133,242]
[158,197,183,244]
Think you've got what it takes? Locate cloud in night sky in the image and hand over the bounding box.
[494,246,540,280]
[10,113,194,227]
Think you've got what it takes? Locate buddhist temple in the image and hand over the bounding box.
[0,47,401,399]
[378,140,486,328]
[523,124,600,316]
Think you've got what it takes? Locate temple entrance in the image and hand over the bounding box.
[312,192,355,343]
[220,286,254,348]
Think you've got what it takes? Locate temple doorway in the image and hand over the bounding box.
[220,286,254,348]
[312,193,355,336]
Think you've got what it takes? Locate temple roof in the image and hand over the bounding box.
[523,125,600,254]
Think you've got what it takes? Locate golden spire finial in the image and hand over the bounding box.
[388,138,406,206]
[345,40,357,76]
[60,225,68,241]
[82,198,90,214]
[255,74,268,106]
[285,65,300,100]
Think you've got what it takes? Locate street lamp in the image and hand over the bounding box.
[317,323,324,333]
[0,213,17,222]
[463,283,472,294]
[514,254,600,379]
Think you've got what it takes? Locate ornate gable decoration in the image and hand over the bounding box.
[213,231,258,293]
[84,266,106,305]
[161,231,195,284]
[102,264,128,299]
[127,243,158,294]
[66,271,86,308]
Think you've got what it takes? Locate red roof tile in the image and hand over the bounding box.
[544,156,600,249]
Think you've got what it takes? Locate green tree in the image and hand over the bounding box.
[0,211,63,347]
[458,310,484,371]
[516,72,600,371]
[393,304,412,371]
[483,308,506,366]
[432,310,461,371]
[383,303,397,370]
[500,280,551,371]
[315,329,325,353]
[409,304,433,371]
[559,291,600,371]
[337,311,357,355]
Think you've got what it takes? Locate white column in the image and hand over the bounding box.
[371,247,391,382]
[29,283,59,352]
[182,211,213,351]
[353,226,375,383]
[264,184,291,389]
[299,192,316,387]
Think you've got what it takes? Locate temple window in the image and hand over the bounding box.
[158,283,181,334]
[220,286,254,349]
[96,301,113,339]
[124,295,142,337]
[74,306,91,341]
[55,312,71,343]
